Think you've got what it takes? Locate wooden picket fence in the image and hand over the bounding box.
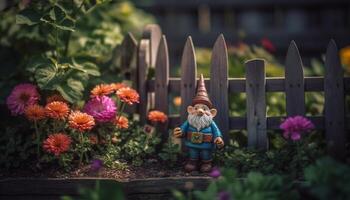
[116,24,349,160]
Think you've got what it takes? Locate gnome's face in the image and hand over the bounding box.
[187,104,217,130]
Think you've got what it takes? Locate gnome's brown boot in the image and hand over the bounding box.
[200,160,212,173]
[185,159,198,172]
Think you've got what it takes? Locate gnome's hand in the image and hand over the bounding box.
[173,127,183,138]
[214,137,224,148]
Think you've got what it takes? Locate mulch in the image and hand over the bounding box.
[0,158,212,181]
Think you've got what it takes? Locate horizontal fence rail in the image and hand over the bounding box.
[122,24,350,160]
[146,77,350,93]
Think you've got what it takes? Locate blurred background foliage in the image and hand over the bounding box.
[0,0,154,104]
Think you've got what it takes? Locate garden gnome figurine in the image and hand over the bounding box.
[173,74,224,173]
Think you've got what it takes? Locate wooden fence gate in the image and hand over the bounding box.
[117,24,350,160]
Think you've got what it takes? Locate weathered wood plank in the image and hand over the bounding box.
[180,37,197,122]
[324,40,346,160]
[245,59,267,150]
[147,77,350,93]
[0,177,211,200]
[142,24,162,67]
[120,33,138,86]
[285,41,305,116]
[137,39,150,124]
[210,35,229,142]
[155,36,170,139]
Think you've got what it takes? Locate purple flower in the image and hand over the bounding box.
[6,83,40,116]
[210,167,221,178]
[84,96,116,122]
[280,116,314,141]
[217,191,231,200]
[90,159,103,172]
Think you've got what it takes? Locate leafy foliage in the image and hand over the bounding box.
[100,122,161,167]
[62,180,125,200]
[174,157,350,200]
[214,131,325,179]
[174,168,298,200]
[158,136,181,166]
[0,0,154,103]
[303,157,350,200]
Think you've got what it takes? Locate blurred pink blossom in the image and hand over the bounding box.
[280,116,314,141]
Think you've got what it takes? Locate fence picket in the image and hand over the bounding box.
[155,36,170,140]
[324,40,346,160]
[120,33,137,86]
[180,37,197,122]
[142,24,162,67]
[246,59,267,150]
[210,34,229,142]
[285,41,305,116]
[137,39,150,124]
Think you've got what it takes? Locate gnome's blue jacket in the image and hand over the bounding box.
[180,120,222,150]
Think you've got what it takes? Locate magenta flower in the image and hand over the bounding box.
[83,96,116,122]
[261,38,276,53]
[217,191,231,200]
[280,116,314,141]
[210,167,221,178]
[6,83,40,116]
[90,159,103,172]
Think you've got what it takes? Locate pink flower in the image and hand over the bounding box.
[280,116,314,141]
[209,167,221,178]
[261,38,276,53]
[6,83,40,116]
[83,96,116,122]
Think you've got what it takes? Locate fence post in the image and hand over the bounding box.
[210,34,229,142]
[155,36,170,142]
[142,24,162,67]
[246,59,267,150]
[137,39,150,125]
[120,33,138,87]
[285,41,305,116]
[180,37,197,122]
[324,40,346,160]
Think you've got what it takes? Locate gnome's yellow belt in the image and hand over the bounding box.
[187,132,213,143]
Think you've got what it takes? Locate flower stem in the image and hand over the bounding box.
[79,132,84,165]
[34,120,40,159]
[116,102,126,121]
[296,141,301,177]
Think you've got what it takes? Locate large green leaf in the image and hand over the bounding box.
[70,60,101,76]
[35,63,58,89]
[16,9,41,25]
[26,55,53,73]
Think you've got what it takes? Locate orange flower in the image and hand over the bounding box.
[68,111,95,132]
[116,87,139,105]
[89,135,98,145]
[340,46,350,73]
[148,110,168,123]
[110,82,127,91]
[90,84,114,97]
[114,116,129,129]
[173,96,181,106]
[45,101,69,120]
[46,94,67,104]
[25,104,46,121]
[43,133,71,156]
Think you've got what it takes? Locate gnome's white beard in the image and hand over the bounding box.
[188,113,213,131]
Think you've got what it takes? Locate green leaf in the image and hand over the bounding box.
[16,9,41,25]
[35,63,58,89]
[56,82,83,103]
[55,18,75,32]
[26,55,53,73]
[82,62,101,76]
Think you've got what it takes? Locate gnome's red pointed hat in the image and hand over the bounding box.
[192,74,213,108]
